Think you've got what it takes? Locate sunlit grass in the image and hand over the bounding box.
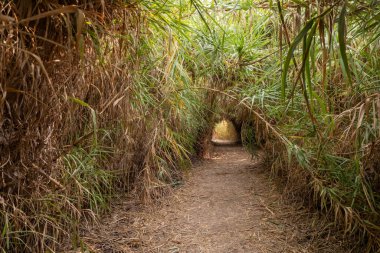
[212,120,239,142]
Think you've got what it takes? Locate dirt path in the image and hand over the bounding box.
[82,146,349,253]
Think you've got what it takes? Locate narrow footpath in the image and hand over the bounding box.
[81,146,349,253]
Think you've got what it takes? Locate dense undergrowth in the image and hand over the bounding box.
[0,0,379,252]
[0,1,206,251]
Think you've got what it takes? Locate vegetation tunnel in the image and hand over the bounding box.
[0,0,379,252]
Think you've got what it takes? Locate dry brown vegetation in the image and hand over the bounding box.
[0,1,206,251]
[1,0,380,252]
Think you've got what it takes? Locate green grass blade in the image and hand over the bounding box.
[281,19,314,99]
[338,3,352,87]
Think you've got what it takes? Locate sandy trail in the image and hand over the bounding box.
[82,146,348,253]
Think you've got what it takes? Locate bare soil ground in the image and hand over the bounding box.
[80,146,350,253]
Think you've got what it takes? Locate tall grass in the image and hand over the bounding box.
[189,0,380,250]
[0,0,206,251]
[1,0,379,251]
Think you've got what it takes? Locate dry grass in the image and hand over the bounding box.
[1,0,379,252]
[0,1,205,251]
